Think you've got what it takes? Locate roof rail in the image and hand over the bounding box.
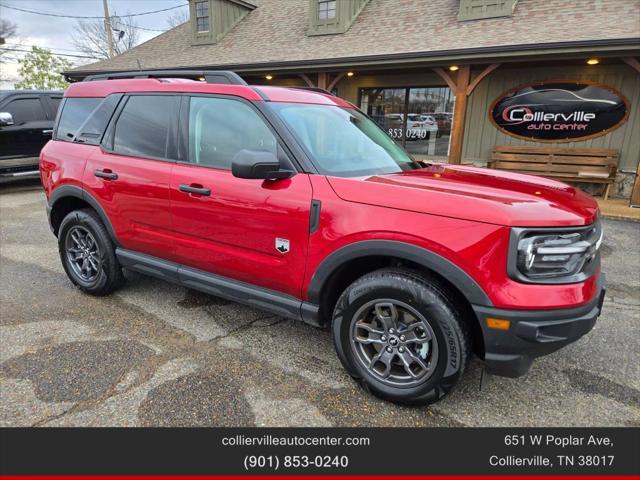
[292,86,332,95]
[82,70,248,85]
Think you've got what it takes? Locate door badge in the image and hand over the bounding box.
[275,238,290,254]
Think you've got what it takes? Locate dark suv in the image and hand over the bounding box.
[40,71,605,405]
[0,90,62,180]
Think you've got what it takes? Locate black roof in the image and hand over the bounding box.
[0,89,63,100]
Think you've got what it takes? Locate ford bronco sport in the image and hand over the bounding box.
[40,70,605,405]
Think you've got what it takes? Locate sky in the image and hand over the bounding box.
[0,0,189,88]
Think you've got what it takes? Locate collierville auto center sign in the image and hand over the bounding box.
[490,81,629,142]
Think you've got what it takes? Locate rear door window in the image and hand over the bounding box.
[48,96,63,117]
[3,97,47,125]
[113,95,179,159]
[55,98,101,141]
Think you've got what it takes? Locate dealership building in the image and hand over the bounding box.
[68,0,640,203]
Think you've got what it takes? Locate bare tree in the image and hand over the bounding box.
[0,18,17,41]
[0,18,22,86]
[0,19,19,59]
[72,13,140,59]
[166,9,189,29]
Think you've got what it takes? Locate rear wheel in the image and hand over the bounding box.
[332,268,471,405]
[58,209,124,296]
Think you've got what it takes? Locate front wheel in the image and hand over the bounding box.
[332,268,471,405]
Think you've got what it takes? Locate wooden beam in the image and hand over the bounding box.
[467,63,500,96]
[432,67,457,94]
[448,65,471,165]
[631,160,640,207]
[298,73,315,87]
[623,57,640,74]
[317,72,328,90]
[327,72,346,92]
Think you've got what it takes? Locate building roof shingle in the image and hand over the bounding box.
[73,0,640,73]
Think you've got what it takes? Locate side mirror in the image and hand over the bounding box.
[0,112,14,127]
[231,150,293,180]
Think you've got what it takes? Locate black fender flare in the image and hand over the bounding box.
[48,185,119,246]
[307,240,493,307]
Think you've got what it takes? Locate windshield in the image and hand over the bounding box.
[271,103,421,177]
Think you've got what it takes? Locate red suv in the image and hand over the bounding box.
[40,70,605,405]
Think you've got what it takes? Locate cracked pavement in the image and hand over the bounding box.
[1,180,639,427]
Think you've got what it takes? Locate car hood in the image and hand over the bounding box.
[326,164,599,227]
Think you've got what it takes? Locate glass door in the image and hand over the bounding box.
[360,86,455,160]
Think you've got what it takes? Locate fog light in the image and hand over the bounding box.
[486,318,511,330]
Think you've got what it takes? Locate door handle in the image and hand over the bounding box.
[179,184,211,196]
[94,169,118,181]
[42,129,53,135]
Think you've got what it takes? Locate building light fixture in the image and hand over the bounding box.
[265,74,273,80]
[586,58,599,65]
[347,71,355,77]
[448,65,459,72]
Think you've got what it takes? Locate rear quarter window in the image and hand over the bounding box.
[74,94,122,145]
[55,97,101,141]
[48,96,62,116]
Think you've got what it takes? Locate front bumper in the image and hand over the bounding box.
[473,274,606,377]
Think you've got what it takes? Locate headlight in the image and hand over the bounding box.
[509,220,602,283]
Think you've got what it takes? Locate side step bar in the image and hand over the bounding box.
[0,170,40,178]
[115,248,321,327]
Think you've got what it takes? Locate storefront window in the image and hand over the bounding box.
[359,86,455,158]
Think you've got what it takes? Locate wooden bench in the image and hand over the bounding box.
[489,146,618,200]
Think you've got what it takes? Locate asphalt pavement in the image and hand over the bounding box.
[1,180,638,427]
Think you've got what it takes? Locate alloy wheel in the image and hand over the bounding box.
[350,299,439,387]
[65,226,101,283]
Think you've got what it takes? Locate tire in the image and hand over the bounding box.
[332,268,471,405]
[58,208,124,296]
